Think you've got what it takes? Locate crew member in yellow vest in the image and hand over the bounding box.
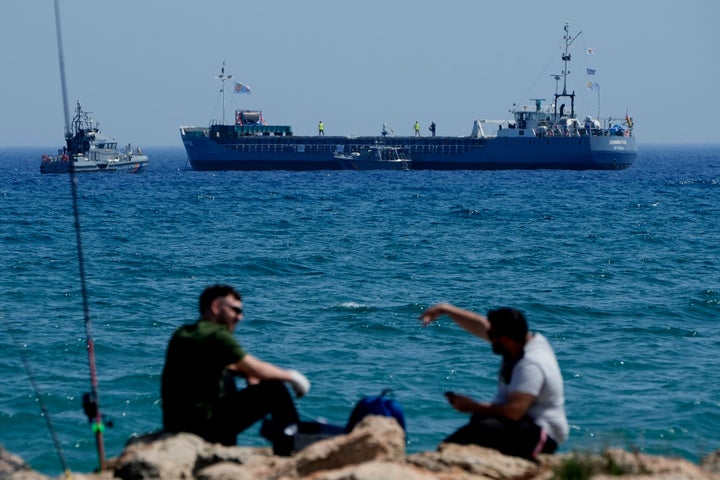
[414,121,420,137]
[318,121,325,136]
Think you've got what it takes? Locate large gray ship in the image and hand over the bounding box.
[180,23,637,171]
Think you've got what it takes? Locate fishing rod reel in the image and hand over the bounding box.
[82,392,114,429]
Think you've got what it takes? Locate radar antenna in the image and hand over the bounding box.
[529,98,546,112]
[550,74,561,98]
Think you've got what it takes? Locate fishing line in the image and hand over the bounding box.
[2,320,73,479]
[511,45,562,113]
[53,0,107,471]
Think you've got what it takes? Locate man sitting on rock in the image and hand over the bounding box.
[161,284,310,454]
[419,304,568,460]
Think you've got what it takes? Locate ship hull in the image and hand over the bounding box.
[337,158,411,171]
[181,129,636,171]
[40,156,149,174]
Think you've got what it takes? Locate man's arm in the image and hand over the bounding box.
[229,354,310,397]
[420,303,492,341]
[446,391,536,421]
[231,354,293,382]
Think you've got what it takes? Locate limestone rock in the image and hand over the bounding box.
[293,415,405,477]
[113,432,286,480]
[113,432,207,479]
[594,448,720,480]
[306,460,438,480]
[702,451,720,474]
[0,445,50,480]
[546,449,720,480]
[4,429,720,480]
[408,442,539,479]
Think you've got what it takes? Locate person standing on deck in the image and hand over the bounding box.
[318,121,325,136]
[414,121,421,137]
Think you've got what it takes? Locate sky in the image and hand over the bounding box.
[1,0,718,148]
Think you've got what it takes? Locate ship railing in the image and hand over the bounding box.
[221,141,479,156]
[603,115,634,137]
[567,127,633,138]
[511,105,555,115]
[180,126,210,138]
[537,116,631,138]
[576,114,634,137]
[225,143,339,154]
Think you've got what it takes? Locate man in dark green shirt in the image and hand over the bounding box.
[161,284,310,451]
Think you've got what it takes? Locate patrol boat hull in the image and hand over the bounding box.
[41,156,148,174]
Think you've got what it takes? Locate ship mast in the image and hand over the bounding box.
[553,22,581,121]
[215,61,233,125]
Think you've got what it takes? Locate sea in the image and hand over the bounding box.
[1,145,718,476]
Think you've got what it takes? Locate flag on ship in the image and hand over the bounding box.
[586,48,596,55]
[586,68,596,75]
[234,82,252,94]
[586,82,600,91]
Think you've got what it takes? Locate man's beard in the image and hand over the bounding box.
[492,341,509,356]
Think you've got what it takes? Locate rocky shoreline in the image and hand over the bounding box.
[2,416,719,480]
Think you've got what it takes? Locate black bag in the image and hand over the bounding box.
[261,418,344,456]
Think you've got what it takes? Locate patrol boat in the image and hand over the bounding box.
[41,102,148,174]
[180,23,636,171]
[334,145,411,171]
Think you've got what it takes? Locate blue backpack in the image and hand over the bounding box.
[345,389,406,433]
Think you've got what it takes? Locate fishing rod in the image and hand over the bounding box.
[2,320,73,479]
[52,0,107,471]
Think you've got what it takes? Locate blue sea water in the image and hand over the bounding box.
[1,145,719,476]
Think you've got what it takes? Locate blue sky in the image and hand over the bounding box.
[1,0,718,147]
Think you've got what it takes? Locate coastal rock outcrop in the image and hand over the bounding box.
[0,446,48,480]
[2,416,719,480]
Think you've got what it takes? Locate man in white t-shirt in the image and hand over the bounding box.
[419,304,568,459]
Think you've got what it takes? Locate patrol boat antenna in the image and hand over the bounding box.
[215,61,233,124]
[554,22,582,121]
